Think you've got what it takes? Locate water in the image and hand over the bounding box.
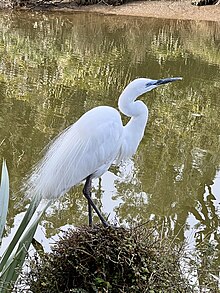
[0,10,219,288]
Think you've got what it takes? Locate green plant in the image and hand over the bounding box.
[0,160,49,292]
[0,160,9,246]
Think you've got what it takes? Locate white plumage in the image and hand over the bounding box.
[26,77,182,225]
[28,106,124,199]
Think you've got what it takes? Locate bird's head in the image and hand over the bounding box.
[125,77,183,97]
[118,76,182,117]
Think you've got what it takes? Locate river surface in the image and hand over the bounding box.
[0,10,219,288]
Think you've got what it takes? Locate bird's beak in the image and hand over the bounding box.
[153,77,183,86]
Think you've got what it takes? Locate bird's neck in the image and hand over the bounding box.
[118,89,148,118]
[117,89,149,160]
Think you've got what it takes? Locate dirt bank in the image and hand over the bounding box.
[37,0,220,22]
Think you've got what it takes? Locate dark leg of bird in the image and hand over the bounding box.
[83,176,109,228]
[83,176,92,226]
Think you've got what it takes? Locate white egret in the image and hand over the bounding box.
[27,77,182,227]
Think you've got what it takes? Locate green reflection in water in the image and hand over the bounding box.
[0,11,219,289]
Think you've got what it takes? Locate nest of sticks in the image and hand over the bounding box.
[24,223,193,292]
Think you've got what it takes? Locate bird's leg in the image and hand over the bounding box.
[83,175,93,226]
[83,176,109,228]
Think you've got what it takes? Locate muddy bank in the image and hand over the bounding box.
[19,0,220,22]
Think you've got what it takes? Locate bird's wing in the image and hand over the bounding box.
[26,106,123,200]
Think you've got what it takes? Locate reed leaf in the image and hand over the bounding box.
[0,159,50,292]
[0,160,9,245]
[0,201,49,292]
[0,196,41,273]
